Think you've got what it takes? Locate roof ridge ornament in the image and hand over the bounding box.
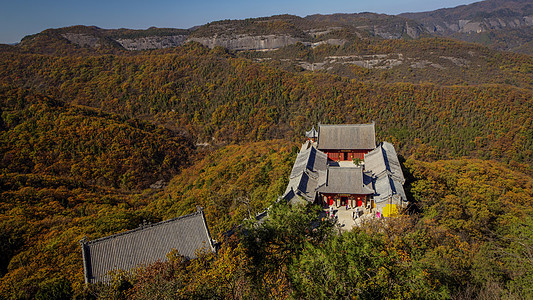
[305,126,318,139]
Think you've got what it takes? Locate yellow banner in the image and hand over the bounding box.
[383,204,398,217]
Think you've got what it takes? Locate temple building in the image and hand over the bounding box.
[317,123,376,161]
[283,123,407,216]
[317,166,375,208]
[80,209,215,284]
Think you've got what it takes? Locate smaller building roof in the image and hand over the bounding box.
[283,141,328,204]
[81,210,215,284]
[317,123,376,150]
[282,187,311,206]
[373,174,407,204]
[290,141,327,179]
[364,142,405,184]
[317,167,374,195]
[285,170,320,203]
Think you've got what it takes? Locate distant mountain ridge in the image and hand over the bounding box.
[400,0,533,53]
[17,25,190,52]
[400,0,533,34]
[8,0,533,55]
[304,13,427,39]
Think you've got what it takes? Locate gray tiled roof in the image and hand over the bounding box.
[373,174,407,203]
[317,123,376,150]
[81,211,215,284]
[282,187,310,206]
[317,167,375,195]
[285,170,320,203]
[283,141,328,204]
[290,141,328,179]
[364,142,405,184]
[282,188,296,202]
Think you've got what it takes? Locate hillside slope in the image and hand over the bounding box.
[0,139,294,297]
[1,43,532,169]
[401,0,533,54]
[0,7,532,297]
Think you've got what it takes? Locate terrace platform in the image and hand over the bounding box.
[323,205,379,231]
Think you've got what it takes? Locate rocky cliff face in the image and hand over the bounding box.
[401,0,533,34]
[61,32,189,50]
[18,0,533,55]
[115,35,188,50]
[419,15,533,34]
[305,13,428,40]
[61,33,103,48]
[371,22,425,39]
[187,34,304,51]
[61,31,347,52]
[398,0,533,54]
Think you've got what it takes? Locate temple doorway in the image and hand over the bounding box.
[340,196,348,206]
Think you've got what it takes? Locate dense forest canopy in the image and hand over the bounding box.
[0,23,532,299]
[1,42,532,168]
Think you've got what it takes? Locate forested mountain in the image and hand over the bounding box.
[401,0,533,54]
[0,0,532,298]
[0,87,196,297]
[1,42,532,164]
[8,0,533,55]
[240,37,533,87]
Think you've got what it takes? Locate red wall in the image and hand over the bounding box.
[322,193,369,207]
[325,149,369,161]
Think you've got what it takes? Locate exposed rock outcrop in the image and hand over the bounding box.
[423,16,533,34]
[115,35,188,50]
[19,0,533,55]
[401,0,533,35]
[61,33,103,48]
[187,34,304,51]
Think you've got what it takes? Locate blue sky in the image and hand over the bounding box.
[0,0,481,44]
